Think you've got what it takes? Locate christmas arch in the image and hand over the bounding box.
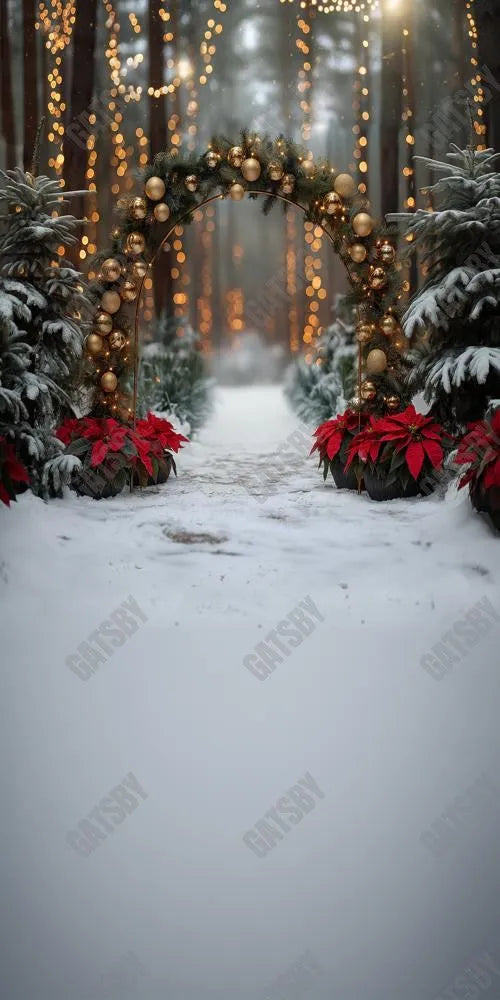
[86,131,410,431]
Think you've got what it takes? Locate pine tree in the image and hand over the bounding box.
[0,167,91,492]
[388,143,500,430]
[139,314,213,435]
[285,294,357,427]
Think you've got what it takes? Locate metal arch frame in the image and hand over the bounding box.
[131,189,364,430]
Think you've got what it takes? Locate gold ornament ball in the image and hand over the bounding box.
[131,260,148,280]
[229,182,245,202]
[101,290,121,314]
[101,257,122,283]
[334,173,356,199]
[280,173,295,195]
[120,280,138,302]
[101,371,118,393]
[86,333,104,356]
[145,176,166,201]
[380,314,399,337]
[109,330,126,350]
[360,380,377,402]
[241,157,261,182]
[322,191,343,216]
[130,197,147,220]
[385,395,401,411]
[126,231,146,256]
[205,150,221,169]
[370,267,387,290]
[267,160,284,182]
[351,395,363,410]
[349,243,368,264]
[302,159,315,178]
[94,311,113,336]
[227,145,244,168]
[366,348,388,374]
[185,174,198,192]
[356,323,373,345]
[154,202,170,223]
[380,242,396,265]
[353,212,374,237]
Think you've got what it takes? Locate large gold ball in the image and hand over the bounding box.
[322,191,343,216]
[241,157,261,182]
[101,257,122,283]
[101,290,121,314]
[380,314,400,337]
[366,348,388,374]
[101,371,118,393]
[360,380,377,402]
[334,173,356,199]
[126,232,146,256]
[205,149,221,169]
[349,243,368,263]
[109,330,126,350]
[227,145,243,168]
[356,322,374,345]
[385,395,401,411]
[130,197,147,220]
[380,242,396,265]
[301,158,315,178]
[120,280,138,302]
[185,174,198,192]
[370,267,387,290]
[353,212,374,237]
[131,260,148,280]
[94,311,113,336]
[154,202,170,222]
[86,333,104,356]
[267,160,284,182]
[145,176,166,201]
[280,173,295,195]
[229,182,245,201]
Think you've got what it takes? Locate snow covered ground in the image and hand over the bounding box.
[1,385,500,1000]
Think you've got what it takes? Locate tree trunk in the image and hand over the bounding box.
[64,0,98,215]
[0,0,16,168]
[23,0,37,170]
[477,1,500,151]
[380,6,403,218]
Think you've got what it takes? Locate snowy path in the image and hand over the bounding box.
[1,386,500,1000]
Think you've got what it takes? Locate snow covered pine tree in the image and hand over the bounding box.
[285,294,357,427]
[0,168,90,494]
[139,313,213,435]
[389,145,500,430]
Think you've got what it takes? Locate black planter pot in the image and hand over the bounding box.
[72,474,125,500]
[364,469,420,502]
[471,483,500,532]
[330,457,361,492]
[133,455,172,489]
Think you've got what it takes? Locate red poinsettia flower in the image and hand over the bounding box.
[375,404,448,480]
[345,416,385,470]
[79,418,130,467]
[135,412,189,453]
[311,409,369,462]
[56,417,88,446]
[0,437,30,507]
[455,411,500,491]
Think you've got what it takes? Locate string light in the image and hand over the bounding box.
[286,212,300,352]
[199,0,229,86]
[466,0,486,149]
[282,0,379,10]
[401,24,416,211]
[36,2,75,180]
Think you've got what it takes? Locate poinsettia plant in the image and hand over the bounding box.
[56,414,188,498]
[311,409,369,482]
[455,409,500,527]
[0,437,30,507]
[346,405,451,492]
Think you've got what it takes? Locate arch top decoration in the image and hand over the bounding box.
[86,130,411,422]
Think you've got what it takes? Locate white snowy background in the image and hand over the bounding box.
[1,386,499,1000]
